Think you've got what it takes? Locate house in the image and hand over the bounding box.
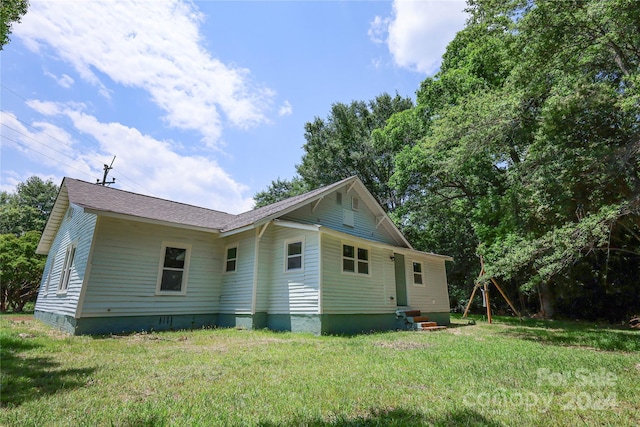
[34,176,452,335]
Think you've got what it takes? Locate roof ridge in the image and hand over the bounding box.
[64,177,235,217]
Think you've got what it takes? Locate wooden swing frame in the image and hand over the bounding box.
[462,256,521,323]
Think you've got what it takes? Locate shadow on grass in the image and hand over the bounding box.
[453,313,639,351]
[500,326,639,352]
[0,335,96,408]
[257,408,504,427]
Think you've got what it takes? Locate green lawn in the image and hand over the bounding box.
[1,314,638,426]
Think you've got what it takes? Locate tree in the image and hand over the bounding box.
[0,176,59,235]
[392,0,640,319]
[0,0,28,49]
[254,93,414,211]
[0,231,45,312]
[0,176,58,312]
[253,177,309,209]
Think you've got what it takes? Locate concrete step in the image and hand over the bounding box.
[415,321,438,329]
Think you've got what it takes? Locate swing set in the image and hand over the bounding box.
[462,256,521,323]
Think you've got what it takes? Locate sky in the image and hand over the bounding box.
[1,0,467,214]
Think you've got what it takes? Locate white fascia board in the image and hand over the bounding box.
[82,209,221,234]
[273,219,321,231]
[219,223,256,237]
[318,226,453,261]
[36,184,70,254]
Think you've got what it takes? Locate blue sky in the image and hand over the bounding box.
[1,0,467,213]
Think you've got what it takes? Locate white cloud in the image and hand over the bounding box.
[45,71,75,88]
[6,103,254,214]
[14,0,275,148]
[368,16,390,45]
[278,101,293,117]
[370,0,468,75]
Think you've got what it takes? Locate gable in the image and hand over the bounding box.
[279,182,409,247]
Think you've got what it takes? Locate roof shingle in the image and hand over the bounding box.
[64,178,235,230]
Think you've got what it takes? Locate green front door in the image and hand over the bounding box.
[394,253,407,306]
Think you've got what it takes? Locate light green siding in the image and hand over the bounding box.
[405,256,450,314]
[281,191,402,246]
[35,205,97,317]
[219,230,255,314]
[254,227,273,313]
[321,234,396,314]
[80,217,222,317]
[266,226,320,314]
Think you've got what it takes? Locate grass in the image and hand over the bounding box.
[1,314,638,426]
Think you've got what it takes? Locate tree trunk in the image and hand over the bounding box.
[539,280,555,318]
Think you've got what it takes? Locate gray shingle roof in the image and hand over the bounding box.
[62,176,357,232]
[64,178,235,230]
[220,176,356,232]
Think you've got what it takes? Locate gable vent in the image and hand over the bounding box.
[336,192,342,205]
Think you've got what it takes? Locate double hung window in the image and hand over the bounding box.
[157,243,190,294]
[286,240,303,271]
[58,244,76,292]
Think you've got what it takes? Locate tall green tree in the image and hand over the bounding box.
[254,93,414,211]
[392,0,640,319]
[0,176,59,235]
[253,177,309,209]
[0,231,44,312]
[0,0,28,49]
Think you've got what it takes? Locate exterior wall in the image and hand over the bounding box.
[219,230,255,314]
[35,205,97,317]
[320,233,396,315]
[405,256,451,321]
[80,216,222,317]
[254,227,273,313]
[266,226,320,314]
[281,191,400,246]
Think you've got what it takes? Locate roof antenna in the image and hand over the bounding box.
[96,156,116,186]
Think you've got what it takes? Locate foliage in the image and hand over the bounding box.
[1,318,638,425]
[0,231,45,312]
[0,177,58,312]
[0,0,28,49]
[391,0,640,320]
[253,176,309,209]
[254,92,414,211]
[0,176,59,235]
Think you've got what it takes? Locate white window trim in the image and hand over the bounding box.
[341,242,370,276]
[284,237,305,273]
[57,242,77,294]
[224,244,238,274]
[412,261,425,286]
[43,252,57,295]
[155,241,191,295]
[351,196,359,211]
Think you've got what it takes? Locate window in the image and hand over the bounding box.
[156,243,191,294]
[413,262,423,285]
[44,253,57,294]
[224,245,238,273]
[336,192,342,205]
[286,240,303,271]
[343,244,369,275]
[58,243,76,292]
[351,196,359,211]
